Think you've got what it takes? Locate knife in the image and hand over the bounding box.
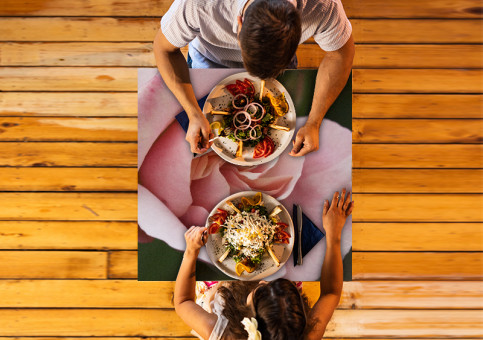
[296,204,303,265]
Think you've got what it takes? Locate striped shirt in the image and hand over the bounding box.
[161,0,352,68]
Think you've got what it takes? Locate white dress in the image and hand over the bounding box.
[191,282,229,340]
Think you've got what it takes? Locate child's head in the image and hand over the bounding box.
[251,278,308,339]
[218,279,308,339]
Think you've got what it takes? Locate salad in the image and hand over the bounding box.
[210,78,290,159]
[208,192,291,276]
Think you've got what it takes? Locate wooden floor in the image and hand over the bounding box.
[0,0,482,338]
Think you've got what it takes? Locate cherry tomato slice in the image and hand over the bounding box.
[253,140,266,158]
[225,84,239,96]
[208,223,220,234]
[277,230,291,239]
[236,80,248,92]
[244,78,255,96]
[217,208,228,219]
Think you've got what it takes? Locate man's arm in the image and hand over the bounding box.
[305,189,353,340]
[153,29,212,153]
[290,35,354,157]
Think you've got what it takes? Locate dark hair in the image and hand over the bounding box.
[253,279,308,339]
[239,0,301,79]
[217,281,259,339]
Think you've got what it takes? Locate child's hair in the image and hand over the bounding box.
[217,279,309,340]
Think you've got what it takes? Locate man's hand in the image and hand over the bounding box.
[289,122,319,157]
[186,114,214,153]
[322,188,353,243]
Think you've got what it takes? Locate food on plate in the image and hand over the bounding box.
[208,192,291,276]
[253,136,275,159]
[211,78,290,159]
[268,124,290,132]
[266,92,289,117]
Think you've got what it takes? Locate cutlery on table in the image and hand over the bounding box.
[296,204,303,265]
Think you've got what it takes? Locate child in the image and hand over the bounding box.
[174,189,353,339]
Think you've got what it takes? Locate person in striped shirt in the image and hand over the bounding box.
[154,0,354,156]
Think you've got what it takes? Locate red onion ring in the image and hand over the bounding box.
[233,111,251,129]
[232,94,248,109]
[244,102,266,122]
[249,125,262,140]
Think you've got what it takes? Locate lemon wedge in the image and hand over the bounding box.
[210,121,222,134]
[236,262,255,276]
[235,262,245,276]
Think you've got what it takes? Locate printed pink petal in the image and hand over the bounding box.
[138,184,188,251]
[178,205,210,229]
[139,121,193,217]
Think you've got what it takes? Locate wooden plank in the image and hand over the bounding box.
[353,94,483,118]
[0,309,480,337]
[0,92,137,117]
[352,19,483,43]
[353,169,483,193]
[0,0,481,18]
[344,0,483,18]
[353,194,483,222]
[0,18,159,42]
[0,309,189,337]
[297,44,483,69]
[353,252,483,280]
[0,168,137,191]
[0,193,137,221]
[0,117,137,141]
[0,221,137,250]
[353,69,483,93]
[355,44,483,69]
[0,67,137,92]
[0,251,107,279]
[353,144,483,168]
[1,280,481,309]
[0,280,174,308]
[0,142,137,167]
[353,223,483,251]
[338,281,483,309]
[109,251,137,279]
[0,42,155,67]
[3,43,482,69]
[1,18,481,43]
[0,0,172,16]
[353,119,483,143]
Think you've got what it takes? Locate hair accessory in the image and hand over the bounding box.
[241,317,262,340]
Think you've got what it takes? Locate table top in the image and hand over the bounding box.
[138,68,353,281]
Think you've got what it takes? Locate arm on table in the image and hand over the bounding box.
[290,35,354,157]
[153,29,213,153]
[304,189,353,340]
[174,226,217,339]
